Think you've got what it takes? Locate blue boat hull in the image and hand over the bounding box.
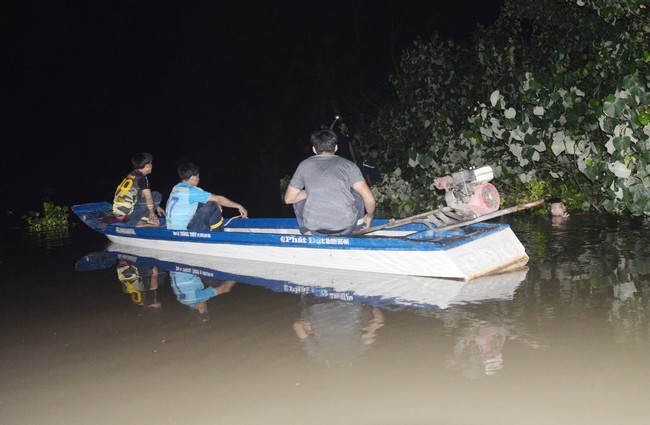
[73,202,529,280]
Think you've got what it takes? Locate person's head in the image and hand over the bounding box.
[178,162,201,184]
[131,152,153,170]
[337,121,349,134]
[547,197,568,218]
[311,129,338,154]
[368,145,379,159]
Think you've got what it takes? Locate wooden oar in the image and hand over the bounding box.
[429,199,544,231]
[354,208,449,235]
[356,199,544,235]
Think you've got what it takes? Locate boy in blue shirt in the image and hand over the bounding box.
[166,163,248,231]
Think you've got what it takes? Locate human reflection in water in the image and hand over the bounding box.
[116,260,163,309]
[445,321,506,378]
[292,294,384,366]
[445,317,543,379]
[169,271,235,323]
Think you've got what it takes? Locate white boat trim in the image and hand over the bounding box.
[107,225,527,281]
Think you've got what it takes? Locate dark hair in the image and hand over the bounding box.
[546,197,563,204]
[178,163,201,181]
[131,152,153,169]
[310,129,337,154]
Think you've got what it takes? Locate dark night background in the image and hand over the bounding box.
[4,1,501,221]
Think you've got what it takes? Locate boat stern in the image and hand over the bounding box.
[446,225,529,280]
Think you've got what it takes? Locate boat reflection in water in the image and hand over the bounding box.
[78,243,528,311]
[77,243,529,368]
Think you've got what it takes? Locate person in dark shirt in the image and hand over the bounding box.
[330,119,357,164]
[361,145,384,187]
[112,152,165,227]
[284,129,375,235]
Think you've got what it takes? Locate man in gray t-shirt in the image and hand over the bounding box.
[284,129,376,235]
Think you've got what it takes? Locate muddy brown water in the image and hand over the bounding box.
[1,214,649,425]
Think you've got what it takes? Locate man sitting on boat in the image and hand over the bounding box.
[284,129,376,236]
[165,162,248,231]
[112,152,165,227]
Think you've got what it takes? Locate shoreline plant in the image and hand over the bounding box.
[22,201,71,231]
[364,0,649,217]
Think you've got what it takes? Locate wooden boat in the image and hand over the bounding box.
[77,244,528,310]
[72,201,534,281]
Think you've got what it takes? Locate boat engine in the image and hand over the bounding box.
[437,166,500,218]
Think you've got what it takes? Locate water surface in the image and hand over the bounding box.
[1,215,649,424]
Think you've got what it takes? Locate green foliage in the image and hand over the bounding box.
[372,167,443,217]
[22,202,70,231]
[280,175,292,203]
[364,0,650,216]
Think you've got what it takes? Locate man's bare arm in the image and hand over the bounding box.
[284,185,307,205]
[352,180,376,228]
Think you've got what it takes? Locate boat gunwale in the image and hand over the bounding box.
[73,202,512,252]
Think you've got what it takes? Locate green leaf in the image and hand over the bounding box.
[583,115,599,131]
[418,153,433,167]
[524,133,538,146]
[522,146,535,160]
[408,148,417,161]
[504,118,518,130]
[582,161,598,181]
[612,136,631,152]
[565,109,580,131]
[603,94,626,118]
[603,199,617,213]
[622,75,644,98]
[639,113,649,126]
[629,184,650,205]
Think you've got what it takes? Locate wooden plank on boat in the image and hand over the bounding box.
[357,199,543,235]
[432,199,544,231]
[422,215,444,227]
[440,209,464,221]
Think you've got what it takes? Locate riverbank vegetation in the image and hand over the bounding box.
[22,201,70,231]
[362,0,649,217]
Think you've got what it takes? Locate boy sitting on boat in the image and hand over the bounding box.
[112,152,165,227]
[165,162,248,231]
